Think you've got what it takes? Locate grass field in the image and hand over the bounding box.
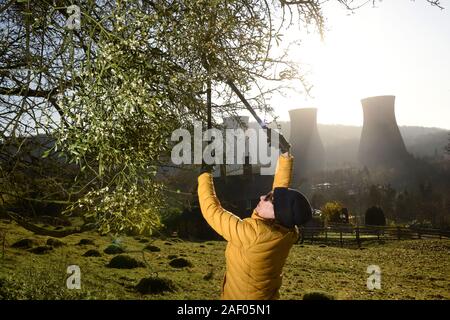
[0,219,449,300]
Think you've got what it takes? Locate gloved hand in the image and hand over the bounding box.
[200,139,216,174]
[279,134,291,154]
[200,161,215,174]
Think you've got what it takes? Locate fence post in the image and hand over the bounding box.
[356,226,361,248]
[311,228,314,244]
[340,230,343,248]
[1,230,5,260]
[417,229,421,239]
[300,227,304,244]
[397,226,401,240]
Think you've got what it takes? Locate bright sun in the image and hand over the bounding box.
[250,1,450,129]
[272,4,402,127]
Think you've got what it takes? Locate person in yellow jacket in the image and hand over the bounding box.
[197,152,312,300]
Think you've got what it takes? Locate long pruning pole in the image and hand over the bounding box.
[207,79,212,130]
[225,80,266,128]
[225,79,291,152]
[206,77,290,153]
[203,11,290,152]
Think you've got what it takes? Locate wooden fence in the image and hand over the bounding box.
[298,224,450,247]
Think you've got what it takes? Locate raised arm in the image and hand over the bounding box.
[272,152,294,189]
[197,172,257,246]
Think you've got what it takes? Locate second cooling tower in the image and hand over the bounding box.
[288,108,325,185]
[358,95,410,168]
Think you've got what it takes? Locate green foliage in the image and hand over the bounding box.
[65,181,164,235]
[4,0,446,236]
[0,265,93,300]
[0,143,75,217]
[320,201,345,225]
[50,0,310,233]
[1,220,449,300]
[160,207,184,232]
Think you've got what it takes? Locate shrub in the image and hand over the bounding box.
[365,206,386,226]
[320,202,347,225]
[159,207,184,233]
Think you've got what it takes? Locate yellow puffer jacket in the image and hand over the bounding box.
[197,154,299,300]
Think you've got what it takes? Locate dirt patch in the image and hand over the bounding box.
[46,238,65,248]
[104,244,125,254]
[83,249,101,257]
[144,245,161,252]
[303,291,335,300]
[77,239,95,246]
[135,277,176,294]
[203,270,214,280]
[28,246,53,255]
[169,258,192,268]
[11,239,37,249]
[107,255,145,269]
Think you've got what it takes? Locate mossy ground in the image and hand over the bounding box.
[0,219,448,300]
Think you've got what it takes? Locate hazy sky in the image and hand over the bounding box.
[269,0,450,129]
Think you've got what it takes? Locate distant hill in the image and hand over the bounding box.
[248,121,449,169]
[399,126,449,158]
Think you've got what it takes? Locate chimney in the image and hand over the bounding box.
[288,108,325,186]
[358,96,410,168]
[216,116,250,176]
[243,155,252,176]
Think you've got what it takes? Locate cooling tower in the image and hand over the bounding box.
[288,108,325,185]
[358,95,410,168]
